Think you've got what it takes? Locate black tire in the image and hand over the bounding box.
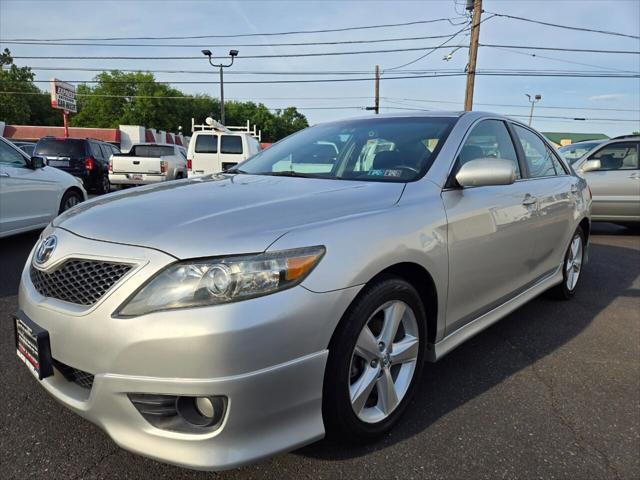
[95,172,110,195]
[548,225,586,300]
[322,276,427,440]
[58,189,83,214]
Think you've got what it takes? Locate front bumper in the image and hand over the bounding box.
[18,227,361,470]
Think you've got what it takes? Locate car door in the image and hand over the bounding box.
[442,119,538,334]
[0,139,59,235]
[510,124,577,280]
[582,141,640,221]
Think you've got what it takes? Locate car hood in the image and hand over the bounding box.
[54,174,405,259]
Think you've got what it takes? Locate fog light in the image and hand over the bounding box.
[195,396,215,418]
[176,395,225,427]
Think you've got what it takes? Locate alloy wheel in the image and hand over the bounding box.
[348,300,420,423]
[62,195,79,211]
[565,234,583,291]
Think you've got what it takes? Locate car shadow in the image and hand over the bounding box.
[296,235,639,461]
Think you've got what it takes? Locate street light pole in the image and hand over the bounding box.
[202,49,239,125]
[526,94,542,126]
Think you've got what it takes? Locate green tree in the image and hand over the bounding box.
[0,49,60,125]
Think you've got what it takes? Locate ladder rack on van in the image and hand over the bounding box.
[191,118,261,142]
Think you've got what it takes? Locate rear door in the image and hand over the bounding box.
[219,135,244,171]
[191,133,219,175]
[510,124,577,279]
[442,119,538,334]
[582,141,640,221]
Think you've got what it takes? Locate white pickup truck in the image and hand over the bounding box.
[109,144,187,187]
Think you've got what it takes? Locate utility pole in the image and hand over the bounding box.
[526,94,542,125]
[366,65,380,114]
[464,0,482,111]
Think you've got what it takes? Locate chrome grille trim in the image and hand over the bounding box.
[30,259,133,306]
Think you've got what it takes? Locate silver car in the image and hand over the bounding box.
[573,135,640,225]
[15,112,591,471]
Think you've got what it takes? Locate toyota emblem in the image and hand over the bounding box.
[35,235,57,265]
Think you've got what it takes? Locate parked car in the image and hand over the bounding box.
[0,136,86,238]
[33,137,120,194]
[109,143,187,187]
[574,135,639,225]
[187,128,261,177]
[12,141,36,156]
[558,139,607,164]
[15,112,590,470]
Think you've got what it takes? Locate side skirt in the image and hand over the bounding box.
[426,266,563,362]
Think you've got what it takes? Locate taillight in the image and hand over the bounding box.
[108,159,113,172]
[186,159,192,170]
[84,157,94,170]
[160,160,168,174]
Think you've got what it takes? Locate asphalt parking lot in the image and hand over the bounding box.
[0,223,638,480]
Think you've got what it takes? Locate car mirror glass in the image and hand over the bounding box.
[580,159,601,173]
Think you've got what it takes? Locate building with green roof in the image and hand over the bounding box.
[542,132,609,148]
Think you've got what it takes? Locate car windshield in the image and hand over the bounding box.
[558,142,603,164]
[35,138,85,157]
[233,117,456,182]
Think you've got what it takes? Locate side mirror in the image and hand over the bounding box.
[580,159,601,173]
[30,155,46,169]
[455,158,516,187]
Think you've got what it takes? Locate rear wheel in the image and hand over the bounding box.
[58,189,83,214]
[96,173,110,194]
[323,277,426,439]
[549,226,585,300]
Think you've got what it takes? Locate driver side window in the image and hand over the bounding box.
[0,140,28,168]
[456,120,521,179]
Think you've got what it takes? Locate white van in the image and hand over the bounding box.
[187,119,262,177]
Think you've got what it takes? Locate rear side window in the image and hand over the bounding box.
[99,143,113,159]
[221,135,243,154]
[89,142,103,159]
[512,125,558,178]
[456,119,521,179]
[130,145,174,157]
[195,135,218,153]
[34,138,86,157]
[588,142,638,170]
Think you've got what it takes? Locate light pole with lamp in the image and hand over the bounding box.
[201,49,239,125]
[526,94,542,126]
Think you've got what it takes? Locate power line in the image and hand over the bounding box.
[10,44,639,61]
[0,32,470,48]
[384,97,640,113]
[488,11,640,40]
[0,17,468,42]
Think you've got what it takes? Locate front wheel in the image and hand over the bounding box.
[549,226,585,300]
[323,277,426,439]
[58,189,83,214]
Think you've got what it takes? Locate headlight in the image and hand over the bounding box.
[117,246,325,317]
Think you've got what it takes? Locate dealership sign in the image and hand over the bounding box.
[49,79,77,113]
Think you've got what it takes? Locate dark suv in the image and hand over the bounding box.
[34,137,120,194]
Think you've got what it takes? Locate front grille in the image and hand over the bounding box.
[53,359,95,389]
[30,259,132,306]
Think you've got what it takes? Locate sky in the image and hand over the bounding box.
[1,0,639,136]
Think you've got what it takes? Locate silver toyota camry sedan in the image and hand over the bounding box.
[15,111,591,470]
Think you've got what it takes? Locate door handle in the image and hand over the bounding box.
[629,172,640,179]
[522,195,537,206]
[0,172,9,178]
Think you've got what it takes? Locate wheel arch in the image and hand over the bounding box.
[328,261,439,351]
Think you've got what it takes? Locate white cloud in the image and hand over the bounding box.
[588,94,627,101]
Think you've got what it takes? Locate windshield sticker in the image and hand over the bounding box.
[367,169,402,177]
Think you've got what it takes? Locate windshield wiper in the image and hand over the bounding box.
[226,167,249,174]
[261,171,324,179]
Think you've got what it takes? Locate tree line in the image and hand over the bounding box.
[0,49,308,142]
